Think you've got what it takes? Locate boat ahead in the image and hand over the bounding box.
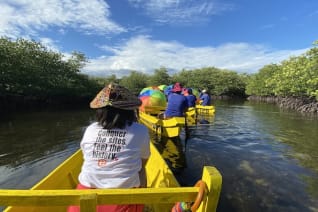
[139,112,186,138]
[186,105,215,125]
[195,105,215,116]
[138,106,186,138]
[0,142,222,212]
[138,105,216,137]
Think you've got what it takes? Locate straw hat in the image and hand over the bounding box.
[90,83,141,110]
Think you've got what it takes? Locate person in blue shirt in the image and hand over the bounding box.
[184,88,197,107]
[200,89,211,106]
[164,82,188,118]
[163,84,173,101]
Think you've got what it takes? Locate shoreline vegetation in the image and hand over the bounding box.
[1,37,317,116]
[1,94,317,116]
[247,96,318,114]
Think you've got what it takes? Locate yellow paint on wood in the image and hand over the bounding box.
[1,142,222,212]
[139,112,184,137]
[195,105,215,115]
[80,194,97,212]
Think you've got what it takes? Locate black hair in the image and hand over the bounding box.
[96,106,136,129]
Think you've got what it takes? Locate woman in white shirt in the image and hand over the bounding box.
[68,83,150,212]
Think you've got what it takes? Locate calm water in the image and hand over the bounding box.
[0,101,318,212]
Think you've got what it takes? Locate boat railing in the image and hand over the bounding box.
[0,166,221,212]
[195,105,215,115]
[142,106,166,115]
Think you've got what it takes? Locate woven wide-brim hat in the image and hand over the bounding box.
[90,83,142,110]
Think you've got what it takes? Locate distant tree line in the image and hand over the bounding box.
[100,67,248,98]
[1,37,317,112]
[90,43,318,102]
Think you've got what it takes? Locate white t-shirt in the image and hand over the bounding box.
[78,122,150,188]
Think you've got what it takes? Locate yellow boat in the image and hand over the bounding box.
[0,142,222,212]
[185,107,197,125]
[195,105,215,116]
[138,106,186,138]
[186,105,215,126]
[138,105,215,136]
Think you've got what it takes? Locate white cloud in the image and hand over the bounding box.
[82,35,308,77]
[38,37,60,52]
[128,0,233,25]
[0,0,310,79]
[0,0,125,38]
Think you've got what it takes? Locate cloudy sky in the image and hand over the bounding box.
[1,0,317,77]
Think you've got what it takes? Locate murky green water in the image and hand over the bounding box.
[0,101,318,211]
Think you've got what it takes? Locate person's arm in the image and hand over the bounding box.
[139,158,148,188]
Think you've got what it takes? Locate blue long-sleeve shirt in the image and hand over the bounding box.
[185,94,197,107]
[164,93,188,117]
[200,93,211,106]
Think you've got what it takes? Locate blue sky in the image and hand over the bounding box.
[1,0,317,77]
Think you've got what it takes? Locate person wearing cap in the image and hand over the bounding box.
[68,83,150,212]
[200,89,211,106]
[183,88,197,107]
[164,82,188,118]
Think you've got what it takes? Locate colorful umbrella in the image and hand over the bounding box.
[139,86,159,95]
[158,84,167,91]
[139,88,167,112]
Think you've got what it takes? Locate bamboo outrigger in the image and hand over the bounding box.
[0,142,222,212]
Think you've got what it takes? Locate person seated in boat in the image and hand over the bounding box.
[163,82,188,119]
[183,88,197,107]
[68,83,150,212]
[163,84,173,100]
[200,89,211,106]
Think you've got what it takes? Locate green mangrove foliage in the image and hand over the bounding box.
[149,67,172,86]
[2,37,317,104]
[115,67,247,97]
[120,71,150,95]
[172,67,247,97]
[246,42,318,100]
[0,37,100,99]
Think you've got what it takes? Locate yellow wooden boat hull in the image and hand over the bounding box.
[139,105,215,134]
[185,107,197,125]
[185,105,215,125]
[195,105,215,115]
[1,143,222,212]
[139,112,185,138]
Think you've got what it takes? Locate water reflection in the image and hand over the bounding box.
[0,109,93,189]
[0,103,318,212]
[244,101,318,208]
[210,102,318,211]
[196,113,215,125]
[151,135,187,175]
